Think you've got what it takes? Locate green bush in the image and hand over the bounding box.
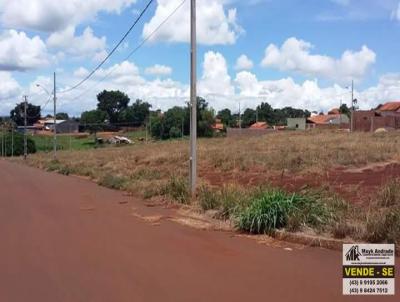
[163,176,189,204]
[198,186,220,211]
[376,179,400,207]
[98,174,127,190]
[365,209,400,243]
[0,132,36,156]
[235,190,329,234]
[169,126,181,139]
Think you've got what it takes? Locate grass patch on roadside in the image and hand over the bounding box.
[98,174,128,190]
[364,178,400,244]
[234,190,331,234]
[162,176,190,204]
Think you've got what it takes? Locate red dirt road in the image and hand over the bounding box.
[0,160,398,302]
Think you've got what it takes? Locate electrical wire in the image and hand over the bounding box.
[58,0,156,94]
[65,0,187,104]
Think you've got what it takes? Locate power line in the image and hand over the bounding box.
[65,0,187,104]
[59,0,156,94]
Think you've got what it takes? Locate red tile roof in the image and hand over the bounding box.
[307,114,340,124]
[378,102,400,112]
[212,123,224,131]
[249,122,268,129]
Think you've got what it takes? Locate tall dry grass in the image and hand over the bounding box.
[21,130,400,198]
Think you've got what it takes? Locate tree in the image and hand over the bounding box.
[242,108,256,128]
[151,106,187,140]
[96,90,130,124]
[150,97,214,140]
[339,104,351,118]
[196,97,215,137]
[217,108,235,127]
[10,102,41,126]
[56,112,69,120]
[256,102,274,124]
[80,110,108,143]
[119,99,151,126]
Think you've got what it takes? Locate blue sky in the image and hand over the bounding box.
[0,0,400,116]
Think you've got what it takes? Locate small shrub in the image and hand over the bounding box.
[365,209,400,243]
[163,176,189,204]
[46,159,61,172]
[376,179,400,208]
[198,186,220,211]
[1,132,36,156]
[235,190,330,234]
[98,174,127,190]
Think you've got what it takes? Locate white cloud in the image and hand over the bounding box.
[391,2,400,21]
[0,72,22,114]
[261,37,376,83]
[47,26,107,60]
[199,51,235,97]
[0,0,137,32]
[3,52,399,117]
[0,30,49,71]
[235,54,254,70]
[145,64,173,76]
[142,0,243,45]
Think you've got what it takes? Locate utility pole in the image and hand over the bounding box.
[53,72,57,159]
[238,100,242,129]
[350,80,354,132]
[11,122,14,157]
[1,125,4,158]
[189,0,197,195]
[24,95,27,160]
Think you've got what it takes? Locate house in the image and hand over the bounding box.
[376,101,400,117]
[38,118,79,134]
[352,102,400,132]
[287,118,306,130]
[307,113,349,129]
[249,122,268,129]
[212,119,224,132]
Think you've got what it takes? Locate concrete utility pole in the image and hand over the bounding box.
[1,125,4,157]
[53,72,57,159]
[350,80,354,132]
[11,122,14,157]
[189,0,197,195]
[238,101,242,129]
[24,96,27,160]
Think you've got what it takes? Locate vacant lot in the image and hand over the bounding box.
[20,130,400,244]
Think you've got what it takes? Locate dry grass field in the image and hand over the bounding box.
[19,130,400,244]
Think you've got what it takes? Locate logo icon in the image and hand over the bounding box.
[346,245,361,261]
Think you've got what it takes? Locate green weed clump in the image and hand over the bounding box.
[235,190,330,234]
[376,179,400,208]
[98,174,127,190]
[366,209,400,243]
[163,176,189,204]
[197,185,251,219]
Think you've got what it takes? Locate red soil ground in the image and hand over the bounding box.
[200,162,400,204]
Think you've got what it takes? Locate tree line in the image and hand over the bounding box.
[6,89,349,141]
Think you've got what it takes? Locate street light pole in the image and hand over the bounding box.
[53,72,57,159]
[189,0,197,195]
[24,95,27,160]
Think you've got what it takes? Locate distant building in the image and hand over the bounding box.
[212,119,224,132]
[35,118,79,134]
[307,112,349,129]
[249,122,268,129]
[287,118,306,130]
[376,101,400,117]
[352,102,400,132]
